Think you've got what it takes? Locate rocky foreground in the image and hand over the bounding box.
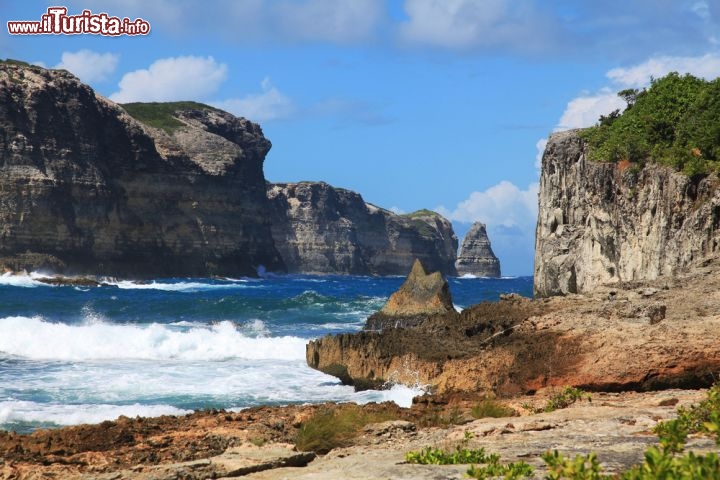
[0,389,715,479]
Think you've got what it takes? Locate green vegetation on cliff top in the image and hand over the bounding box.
[402,209,440,218]
[121,101,216,133]
[581,72,720,176]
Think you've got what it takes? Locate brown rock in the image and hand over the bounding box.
[364,259,456,330]
[308,261,720,395]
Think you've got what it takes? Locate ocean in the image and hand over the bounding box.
[0,272,532,434]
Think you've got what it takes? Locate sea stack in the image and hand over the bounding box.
[364,259,456,330]
[455,222,501,277]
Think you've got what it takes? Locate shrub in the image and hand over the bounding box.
[581,72,720,175]
[295,404,397,454]
[471,399,516,419]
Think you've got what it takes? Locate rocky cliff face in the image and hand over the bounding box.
[267,182,458,275]
[455,222,500,277]
[534,129,720,297]
[0,62,284,276]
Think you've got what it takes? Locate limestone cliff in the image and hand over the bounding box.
[0,62,284,276]
[455,222,500,277]
[534,129,720,297]
[267,182,458,275]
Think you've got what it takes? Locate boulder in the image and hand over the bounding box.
[364,259,456,330]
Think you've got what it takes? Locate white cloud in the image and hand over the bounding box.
[398,0,552,50]
[110,56,227,103]
[213,77,294,122]
[556,89,626,131]
[556,53,720,131]
[606,53,720,88]
[535,138,547,171]
[389,206,406,215]
[54,50,119,83]
[436,180,538,228]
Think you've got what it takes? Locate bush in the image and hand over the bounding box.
[581,72,720,175]
[295,404,397,454]
[471,399,516,419]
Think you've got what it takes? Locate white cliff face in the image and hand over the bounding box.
[534,129,720,297]
[455,222,501,277]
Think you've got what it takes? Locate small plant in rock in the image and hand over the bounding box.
[543,387,591,412]
[406,431,534,479]
[295,404,397,454]
[471,399,516,419]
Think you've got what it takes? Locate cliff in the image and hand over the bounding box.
[0,62,284,276]
[455,222,500,277]
[0,62,458,278]
[267,182,458,275]
[534,129,720,297]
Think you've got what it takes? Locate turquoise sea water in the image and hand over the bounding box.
[0,272,532,433]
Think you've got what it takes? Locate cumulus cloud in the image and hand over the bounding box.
[437,180,539,275]
[535,138,547,171]
[556,89,627,131]
[606,53,720,88]
[110,56,227,103]
[213,77,294,122]
[436,180,538,228]
[54,50,119,83]
[555,53,720,131]
[398,0,553,51]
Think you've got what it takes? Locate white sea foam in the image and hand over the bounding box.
[457,273,478,279]
[0,272,49,288]
[0,316,306,361]
[102,280,257,292]
[0,400,190,427]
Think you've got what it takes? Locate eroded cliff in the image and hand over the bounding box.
[267,182,458,275]
[534,129,720,297]
[0,62,284,276]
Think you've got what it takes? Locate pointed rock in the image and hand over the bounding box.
[456,222,501,277]
[364,259,456,330]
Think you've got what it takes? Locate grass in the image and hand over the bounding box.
[402,209,440,218]
[0,58,31,67]
[295,404,398,454]
[471,399,516,419]
[120,101,217,133]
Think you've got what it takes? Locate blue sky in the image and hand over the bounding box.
[3,1,720,275]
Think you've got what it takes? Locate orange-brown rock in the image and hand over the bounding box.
[364,259,456,330]
[308,257,720,395]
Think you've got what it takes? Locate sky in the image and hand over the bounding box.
[3,1,720,275]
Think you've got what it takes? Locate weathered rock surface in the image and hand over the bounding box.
[2,389,715,479]
[364,259,456,330]
[308,256,720,395]
[455,222,500,277]
[534,129,720,297]
[267,182,458,275]
[0,62,284,277]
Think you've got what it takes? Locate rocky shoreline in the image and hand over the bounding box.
[1,388,714,479]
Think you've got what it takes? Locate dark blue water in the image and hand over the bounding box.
[0,273,532,432]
